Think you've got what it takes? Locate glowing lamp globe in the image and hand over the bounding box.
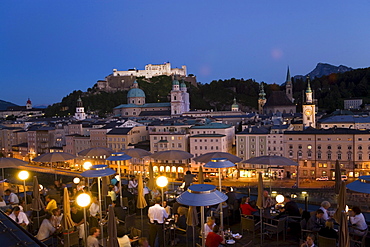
[156,176,168,188]
[18,171,29,180]
[83,161,93,170]
[276,194,285,204]
[76,193,91,207]
[73,177,81,184]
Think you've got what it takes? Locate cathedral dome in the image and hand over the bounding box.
[180,82,186,88]
[127,81,146,98]
[173,79,180,85]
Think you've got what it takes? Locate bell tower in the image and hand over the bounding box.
[258,83,266,114]
[285,66,293,102]
[302,77,315,128]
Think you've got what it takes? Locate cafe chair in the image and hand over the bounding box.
[241,217,258,240]
[350,228,368,247]
[60,228,79,247]
[263,218,286,245]
[317,235,337,247]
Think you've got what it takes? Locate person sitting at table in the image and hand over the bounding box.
[262,190,275,218]
[9,206,29,229]
[348,206,368,237]
[240,196,257,216]
[318,220,338,240]
[5,189,19,205]
[163,200,171,216]
[205,225,225,247]
[307,209,326,232]
[51,208,63,227]
[204,216,216,239]
[138,237,149,247]
[300,233,318,247]
[319,201,331,221]
[45,195,57,213]
[283,195,300,217]
[36,212,59,246]
[87,227,100,247]
[176,206,188,230]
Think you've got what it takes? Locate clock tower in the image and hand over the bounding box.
[302,77,315,128]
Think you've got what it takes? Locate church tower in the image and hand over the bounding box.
[26,98,32,110]
[75,97,86,120]
[285,66,293,102]
[171,77,189,116]
[231,97,239,111]
[302,77,315,128]
[258,83,266,114]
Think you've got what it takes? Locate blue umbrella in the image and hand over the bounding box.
[81,164,116,243]
[347,175,370,194]
[204,158,235,230]
[107,152,132,206]
[177,184,227,247]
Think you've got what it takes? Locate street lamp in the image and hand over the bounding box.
[18,171,29,205]
[73,177,80,184]
[83,161,92,170]
[76,193,91,247]
[156,176,168,206]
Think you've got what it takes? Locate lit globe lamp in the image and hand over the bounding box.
[156,176,168,206]
[18,170,29,204]
[76,193,91,247]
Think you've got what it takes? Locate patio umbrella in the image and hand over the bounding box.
[177,184,227,247]
[204,158,235,230]
[242,155,298,166]
[81,164,116,243]
[78,147,114,158]
[136,173,147,233]
[107,152,132,206]
[334,160,341,194]
[148,162,155,190]
[32,152,76,162]
[347,175,370,194]
[31,176,44,228]
[338,211,350,247]
[198,166,204,184]
[334,181,347,223]
[256,172,264,245]
[122,148,151,177]
[186,206,199,247]
[0,157,28,179]
[61,187,74,230]
[107,205,119,247]
[150,150,193,160]
[193,152,242,164]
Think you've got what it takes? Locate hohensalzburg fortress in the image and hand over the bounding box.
[112,62,187,78]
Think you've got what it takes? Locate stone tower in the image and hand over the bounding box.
[26,98,32,110]
[171,77,190,116]
[75,97,86,121]
[302,77,315,128]
[258,83,267,114]
[285,66,293,102]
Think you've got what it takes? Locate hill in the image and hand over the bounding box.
[0,99,18,111]
[294,63,353,80]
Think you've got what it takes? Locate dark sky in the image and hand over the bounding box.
[1,0,370,106]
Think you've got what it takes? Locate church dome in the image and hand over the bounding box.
[180,82,186,88]
[173,79,180,85]
[127,81,146,98]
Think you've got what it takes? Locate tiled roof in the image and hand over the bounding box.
[264,91,295,107]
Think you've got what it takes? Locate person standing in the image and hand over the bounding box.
[148,197,168,247]
[87,227,100,247]
[71,205,85,242]
[89,197,100,228]
[183,171,194,191]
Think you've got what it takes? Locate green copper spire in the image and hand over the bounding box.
[286,66,291,84]
[259,83,266,100]
[306,76,312,93]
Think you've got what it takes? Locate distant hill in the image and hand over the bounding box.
[294,63,353,80]
[0,99,18,111]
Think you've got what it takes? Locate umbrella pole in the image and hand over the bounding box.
[83,207,88,247]
[2,168,4,180]
[260,208,263,246]
[218,168,223,231]
[201,206,205,247]
[141,208,144,238]
[97,177,104,245]
[119,161,123,207]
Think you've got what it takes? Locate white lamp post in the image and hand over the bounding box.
[18,171,29,205]
[156,176,168,206]
[73,177,80,184]
[76,193,91,247]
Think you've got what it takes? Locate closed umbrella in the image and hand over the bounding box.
[334,181,346,223]
[61,187,74,230]
[177,184,227,247]
[137,173,147,233]
[32,152,76,162]
[198,166,204,184]
[107,205,119,247]
[334,181,349,247]
[31,176,44,229]
[256,172,264,245]
[148,162,155,190]
[193,152,242,164]
[334,160,341,194]
[186,206,199,247]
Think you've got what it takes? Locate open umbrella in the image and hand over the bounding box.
[177,184,227,247]
[81,164,116,243]
[107,205,119,247]
[256,172,264,245]
[347,175,370,194]
[78,147,114,158]
[148,162,155,190]
[334,160,341,194]
[187,206,199,247]
[32,152,76,162]
[204,158,235,230]
[122,148,151,176]
[193,152,242,164]
[136,173,147,233]
[61,187,74,230]
[242,155,298,166]
[0,157,28,179]
[107,152,132,206]
[150,150,193,160]
[198,166,204,184]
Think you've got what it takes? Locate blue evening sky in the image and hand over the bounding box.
[1,1,370,106]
